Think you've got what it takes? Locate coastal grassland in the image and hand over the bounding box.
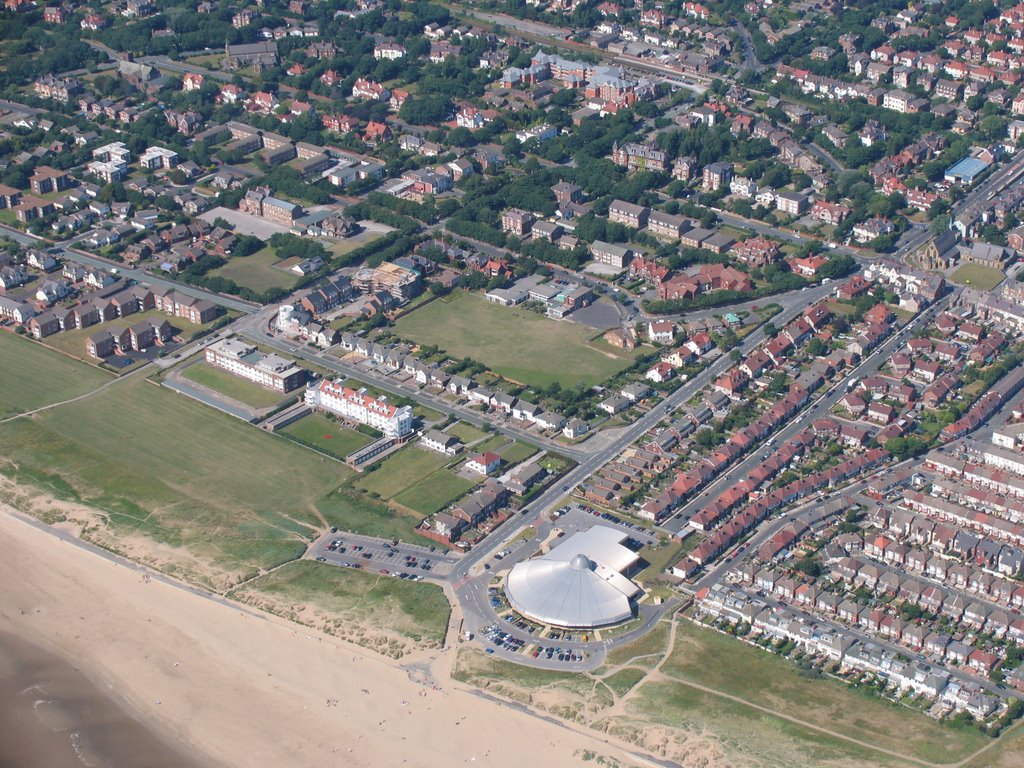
[278,412,373,459]
[0,375,352,587]
[228,560,450,656]
[181,361,289,408]
[620,679,909,768]
[454,616,991,767]
[963,721,1024,768]
[453,648,592,697]
[657,620,989,765]
[0,333,112,418]
[394,292,642,389]
[602,618,671,668]
[602,667,645,698]
[315,488,424,542]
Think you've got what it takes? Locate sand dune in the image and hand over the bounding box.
[0,506,645,768]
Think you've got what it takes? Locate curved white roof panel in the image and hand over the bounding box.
[505,526,641,628]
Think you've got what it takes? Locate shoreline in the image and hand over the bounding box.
[0,628,201,768]
[0,504,648,768]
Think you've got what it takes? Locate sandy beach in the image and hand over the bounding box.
[0,505,644,768]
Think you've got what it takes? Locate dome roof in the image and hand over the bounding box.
[504,526,640,629]
[569,554,592,571]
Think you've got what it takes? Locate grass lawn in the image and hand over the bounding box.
[413,405,446,424]
[949,263,1005,291]
[395,292,643,388]
[279,413,372,459]
[446,422,488,444]
[0,333,113,418]
[0,376,356,588]
[183,53,224,69]
[212,247,297,293]
[825,300,858,317]
[328,229,383,257]
[0,209,18,226]
[42,309,210,362]
[496,440,538,464]
[472,434,507,455]
[228,560,450,651]
[392,468,475,515]
[181,361,287,409]
[659,621,989,764]
[633,540,685,584]
[355,444,455,498]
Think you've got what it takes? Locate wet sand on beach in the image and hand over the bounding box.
[0,629,198,768]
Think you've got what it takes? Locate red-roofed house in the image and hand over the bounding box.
[467,451,501,475]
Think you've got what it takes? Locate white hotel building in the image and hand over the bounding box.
[205,338,307,392]
[306,379,413,438]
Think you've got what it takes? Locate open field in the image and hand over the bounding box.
[181,361,287,408]
[228,560,449,657]
[0,375,354,588]
[355,444,456,499]
[658,621,989,765]
[211,247,297,292]
[42,308,211,361]
[446,421,489,443]
[279,412,372,459]
[0,333,112,418]
[949,263,1005,291]
[392,467,475,515]
[395,292,643,388]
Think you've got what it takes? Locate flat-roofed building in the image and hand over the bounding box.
[205,338,307,392]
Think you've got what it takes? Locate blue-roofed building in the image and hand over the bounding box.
[944,156,991,185]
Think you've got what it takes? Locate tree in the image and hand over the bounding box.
[399,95,453,126]
[806,338,826,357]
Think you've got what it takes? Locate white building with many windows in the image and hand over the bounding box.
[306,379,413,438]
[205,338,307,392]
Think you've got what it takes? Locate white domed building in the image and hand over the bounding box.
[504,526,641,629]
